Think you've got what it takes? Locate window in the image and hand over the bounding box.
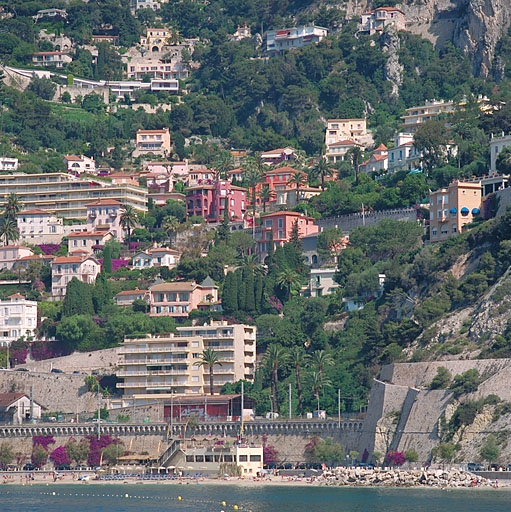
[278,218,284,228]
[191,376,199,382]
[250,455,261,462]
[432,227,438,236]
[265,220,272,228]
[452,225,457,233]
[195,455,204,462]
[238,455,248,462]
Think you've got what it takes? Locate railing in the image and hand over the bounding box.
[158,439,181,467]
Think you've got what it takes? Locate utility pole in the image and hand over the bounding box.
[97,394,101,440]
[338,389,341,428]
[170,388,173,439]
[288,383,292,420]
[6,342,9,369]
[30,385,34,423]
[241,380,244,421]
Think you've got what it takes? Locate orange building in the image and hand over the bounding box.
[429,180,482,242]
[254,166,308,207]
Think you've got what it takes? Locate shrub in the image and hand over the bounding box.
[405,448,419,463]
[449,369,481,398]
[429,367,452,389]
[33,436,55,450]
[480,435,500,464]
[263,445,278,465]
[385,451,405,466]
[50,446,71,467]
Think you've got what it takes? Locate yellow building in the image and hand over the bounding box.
[0,173,147,219]
[429,181,482,242]
[117,321,256,403]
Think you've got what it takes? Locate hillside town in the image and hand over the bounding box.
[1,0,511,486]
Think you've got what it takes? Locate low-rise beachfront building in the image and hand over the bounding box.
[0,294,38,347]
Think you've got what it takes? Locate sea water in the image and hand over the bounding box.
[0,484,509,511]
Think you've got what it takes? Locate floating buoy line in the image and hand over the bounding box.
[1,489,251,511]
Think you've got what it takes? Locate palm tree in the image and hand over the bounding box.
[259,183,274,213]
[276,268,303,300]
[197,348,222,396]
[0,218,19,246]
[311,350,334,379]
[288,171,307,191]
[347,146,362,185]
[312,157,334,190]
[289,347,309,416]
[214,151,234,179]
[162,215,180,247]
[264,344,287,415]
[241,254,265,276]
[310,371,331,413]
[4,193,22,221]
[120,205,138,246]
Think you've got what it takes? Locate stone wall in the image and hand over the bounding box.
[17,348,120,374]
[0,370,97,413]
[317,208,416,233]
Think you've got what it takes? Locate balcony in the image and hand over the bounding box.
[119,346,188,354]
[117,368,188,377]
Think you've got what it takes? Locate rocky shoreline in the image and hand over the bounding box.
[319,467,499,488]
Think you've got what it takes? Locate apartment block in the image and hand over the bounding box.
[17,209,64,242]
[86,199,124,241]
[0,246,34,271]
[65,155,96,175]
[401,100,455,132]
[0,294,38,347]
[302,268,340,298]
[132,248,180,269]
[140,27,172,52]
[359,7,406,35]
[490,133,511,173]
[186,180,247,223]
[32,51,71,68]
[429,181,482,242]
[134,129,172,157]
[116,321,256,400]
[130,0,168,12]
[0,173,147,219]
[149,278,219,318]
[0,157,19,171]
[127,56,189,81]
[266,26,327,55]
[51,255,101,297]
[325,118,372,148]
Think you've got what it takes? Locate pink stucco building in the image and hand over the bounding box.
[186,180,247,223]
[257,211,319,256]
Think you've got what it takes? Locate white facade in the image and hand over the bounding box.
[130,0,167,11]
[51,256,101,297]
[117,322,256,400]
[401,100,456,131]
[17,209,64,242]
[0,245,34,271]
[0,157,19,171]
[302,268,339,297]
[359,7,406,35]
[266,26,327,55]
[86,199,124,241]
[490,133,511,173]
[65,155,96,175]
[32,51,72,68]
[0,394,42,424]
[132,248,180,269]
[0,294,38,346]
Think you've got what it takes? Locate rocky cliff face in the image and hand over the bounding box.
[342,0,511,77]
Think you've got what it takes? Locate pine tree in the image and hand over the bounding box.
[102,245,113,274]
[245,269,256,314]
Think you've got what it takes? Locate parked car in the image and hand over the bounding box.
[467,463,484,472]
[55,465,71,471]
[23,463,36,471]
[15,368,29,372]
[51,368,63,374]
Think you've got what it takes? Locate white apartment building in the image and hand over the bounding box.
[86,199,124,241]
[51,255,101,297]
[266,25,327,55]
[386,133,420,172]
[117,321,256,401]
[359,7,406,35]
[130,0,167,12]
[490,133,511,173]
[32,51,72,68]
[302,268,340,298]
[0,173,147,219]
[17,208,64,243]
[0,245,34,271]
[401,100,456,131]
[0,294,38,346]
[64,155,96,175]
[132,248,180,269]
[325,139,362,163]
[127,57,189,81]
[0,157,19,171]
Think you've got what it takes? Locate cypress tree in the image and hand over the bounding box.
[62,278,94,317]
[245,269,256,314]
[103,245,113,274]
[237,270,246,311]
[290,219,301,250]
[222,272,237,314]
[267,230,275,267]
[255,274,263,314]
[92,272,111,314]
